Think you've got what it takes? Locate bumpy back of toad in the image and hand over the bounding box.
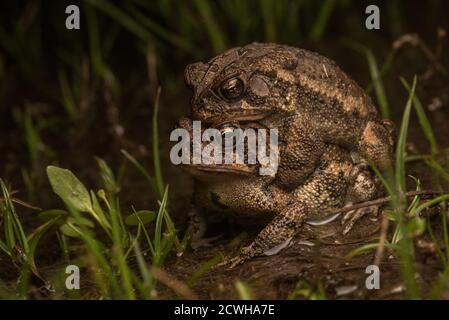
[185,43,394,168]
[290,45,394,168]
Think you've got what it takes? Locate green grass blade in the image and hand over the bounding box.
[192,0,226,53]
[95,157,119,194]
[162,208,183,253]
[401,79,438,155]
[58,70,76,120]
[131,238,152,299]
[396,76,417,193]
[261,0,277,41]
[395,75,420,299]
[86,0,150,42]
[309,0,336,41]
[27,216,64,259]
[186,254,222,287]
[1,180,29,253]
[369,162,394,196]
[125,4,194,54]
[235,280,253,300]
[121,149,158,195]
[366,50,396,94]
[132,206,155,257]
[365,49,390,119]
[425,159,449,183]
[107,197,135,299]
[85,4,117,91]
[413,195,449,215]
[23,106,46,168]
[153,186,169,266]
[1,188,16,251]
[442,207,449,264]
[346,242,395,259]
[90,191,113,236]
[429,267,449,299]
[152,87,165,200]
[66,206,121,298]
[427,221,447,265]
[0,240,9,256]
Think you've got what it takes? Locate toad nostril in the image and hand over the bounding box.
[192,98,205,111]
[191,99,206,120]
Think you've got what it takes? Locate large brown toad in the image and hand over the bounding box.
[179,43,394,267]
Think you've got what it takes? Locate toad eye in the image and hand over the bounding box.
[218,78,245,101]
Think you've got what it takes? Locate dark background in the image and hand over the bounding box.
[0,0,448,234]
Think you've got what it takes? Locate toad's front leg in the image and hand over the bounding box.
[221,145,353,268]
[222,201,308,268]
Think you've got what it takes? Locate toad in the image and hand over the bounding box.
[179,43,394,267]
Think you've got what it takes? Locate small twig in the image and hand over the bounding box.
[327,190,442,217]
[318,226,380,246]
[11,198,42,211]
[151,266,199,300]
[374,214,389,266]
[0,197,42,211]
[435,28,446,60]
[146,44,159,100]
[393,33,449,78]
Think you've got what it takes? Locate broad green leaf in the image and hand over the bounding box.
[38,209,67,222]
[47,166,93,213]
[60,223,83,238]
[125,210,156,226]
[67,216,95,229]
[406,218,426,237]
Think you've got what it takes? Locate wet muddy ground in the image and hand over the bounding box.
[163,199,446,299]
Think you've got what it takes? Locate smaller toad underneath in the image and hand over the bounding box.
[179,43,394,267]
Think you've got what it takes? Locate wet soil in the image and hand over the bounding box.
[162,200,447,299]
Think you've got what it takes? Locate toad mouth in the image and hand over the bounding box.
[177,116,269,137]
[204,112,273,128]
[176,117,265,175]
[183,164,255,175]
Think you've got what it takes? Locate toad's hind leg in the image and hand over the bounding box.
[222,145,353,268]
